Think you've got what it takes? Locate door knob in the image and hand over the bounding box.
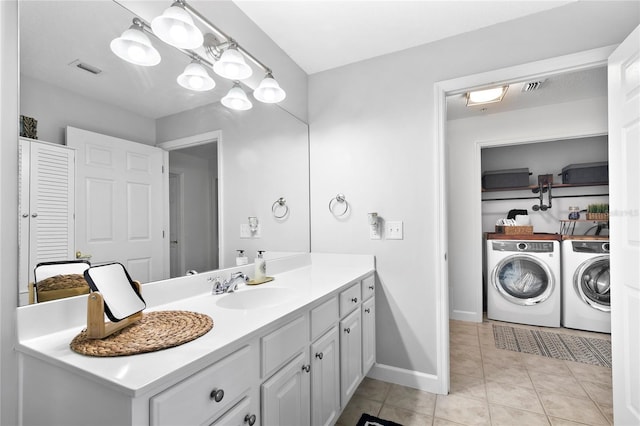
[171,240,178,244]
[75,250,92,260]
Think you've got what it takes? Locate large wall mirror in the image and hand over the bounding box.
[18,1,310,306]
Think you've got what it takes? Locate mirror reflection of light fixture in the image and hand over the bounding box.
[248,216,259,233]
[222,82,253,111]
[254,72,287,103]
[213,45,253,80]
[151,1,203,49]
[466,86,508,106]
[110,20,161,67]
[177,61,216,91]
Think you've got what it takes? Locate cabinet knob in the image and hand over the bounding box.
[315,352,323,360]
[369,285,374,290]
[31,213,38,218]
[244,414,257,426]
[351,297,358,303]
[302,364,311,373]
[365,308,371,313]
[209,388,224,402]
[22,213,29,218]
[344,327,351,334]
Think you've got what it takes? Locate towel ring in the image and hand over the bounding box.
[272,197,289,219]
[329,193,349,217]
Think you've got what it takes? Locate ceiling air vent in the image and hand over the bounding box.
[521,80,545,92]
[68,59,102,75]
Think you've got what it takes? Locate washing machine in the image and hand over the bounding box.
[486,236,561,327]
[562,237,610,333]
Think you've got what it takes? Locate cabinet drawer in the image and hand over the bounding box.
[150,345,255,426]
[339,282,362,317]
[262,315,308,378]
[362,275,375,300]
[310,296,338,341]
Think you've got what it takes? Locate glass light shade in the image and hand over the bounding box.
[466,86,508,106]
[177,62,215,91]
[213,48,253,80]
[221,83,253,111]
[151,4,203,50]
[110,26,161,66]
[253,74,286,103]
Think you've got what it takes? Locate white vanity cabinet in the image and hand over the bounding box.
[262,350,311,426]
[339,282,363,405]
[362,275,376,374]
[310,325,340,426]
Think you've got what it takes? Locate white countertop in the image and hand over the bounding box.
[16,253,374,397]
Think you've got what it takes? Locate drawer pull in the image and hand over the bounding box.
[315,352,324,360]
[368,285,374,290]
[344,327,351,334]
[302,364,311,373]
[351,297,358,303]
[365,308,371,313]
[244,414,257,425]
[209,388,224,402]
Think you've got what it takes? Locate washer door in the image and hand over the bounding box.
[574,255,610,312]
[491,254,554,306]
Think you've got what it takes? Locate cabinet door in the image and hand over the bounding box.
[262,351,311,426]
[340,308,362,406]
[210,396,259,426]
[311,326,340,426]
[362,297,376,374]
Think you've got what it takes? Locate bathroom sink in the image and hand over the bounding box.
[215,287,293,310]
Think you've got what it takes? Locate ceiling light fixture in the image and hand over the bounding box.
[466,86,508,106]
[110,19,161,67]
[221,81,253,111]
[151,1,203,50]
[110,0,286,111]
[177,61,215,91]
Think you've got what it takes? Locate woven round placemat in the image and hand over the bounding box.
[70,311,213,357]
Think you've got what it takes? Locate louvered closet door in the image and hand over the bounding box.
[21,140,75,287]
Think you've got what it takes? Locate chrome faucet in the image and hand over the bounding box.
[212,272,249,295]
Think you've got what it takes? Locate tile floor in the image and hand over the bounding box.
[336,318,613,426]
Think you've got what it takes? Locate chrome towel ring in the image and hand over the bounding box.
[272,197,289,219]
[329,193,349,217]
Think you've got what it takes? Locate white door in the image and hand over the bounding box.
[608,25,640,425]
[67,126,167,283]
[169,172,183,277]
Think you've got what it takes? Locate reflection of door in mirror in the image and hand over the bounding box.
[67,126,167,283]
[169,173,182,277]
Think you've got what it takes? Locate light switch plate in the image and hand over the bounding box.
[386,221,403,240]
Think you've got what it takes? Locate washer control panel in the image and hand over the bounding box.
[572,241,610,254]
[492,241,555,253]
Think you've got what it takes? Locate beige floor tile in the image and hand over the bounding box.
[379,404,433,426]
[450,373,487,401]
[482,361,533,388]
[335,395,382,426]
[580,380,613,406]
[485,380,545,413]
[353,377,392,403]
[488,403,550,426]
[384,384,436,416]
[521,353,573,377]
[481,347,524,366]
[565,361,612,386]
[434,394,490,426]
[433,417,466,426]
[529,371,589,399]
[539,392,609,425]
[548,417,592,425]
[450,331,479,348]
[596,402,613,425]
[451,353,484,379]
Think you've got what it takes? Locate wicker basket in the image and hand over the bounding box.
[586,213,609,221]
[495,225,534,235]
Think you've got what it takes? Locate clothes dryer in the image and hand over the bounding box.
[486,237,561,327]
[561,238,610,333]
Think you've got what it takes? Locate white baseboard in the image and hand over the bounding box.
[367,363,443,394]
[450,309,482,322]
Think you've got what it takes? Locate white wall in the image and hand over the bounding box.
[20,75,156,145]
[447,98,609,322]
[308,1,638,390]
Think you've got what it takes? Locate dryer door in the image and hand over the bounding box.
[574,256,610,312]
[491,254,555,306]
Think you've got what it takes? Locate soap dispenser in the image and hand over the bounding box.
[254,250,266,281]
[236,250,248,266]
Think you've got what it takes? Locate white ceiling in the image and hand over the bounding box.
[232,0,575,75]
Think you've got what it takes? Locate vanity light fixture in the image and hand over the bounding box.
[222,81,253,111]
[466,86,508,106]
[177,60,216,91]
[254,72,287,103]
[213,44,253,80]
[110,0,287,110]
[110,19,161,67]
[150,1,203,50]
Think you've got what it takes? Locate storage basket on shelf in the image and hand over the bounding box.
[495,225,534,235]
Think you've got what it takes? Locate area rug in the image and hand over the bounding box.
[493,324,611,368]
[356,413,403,426]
